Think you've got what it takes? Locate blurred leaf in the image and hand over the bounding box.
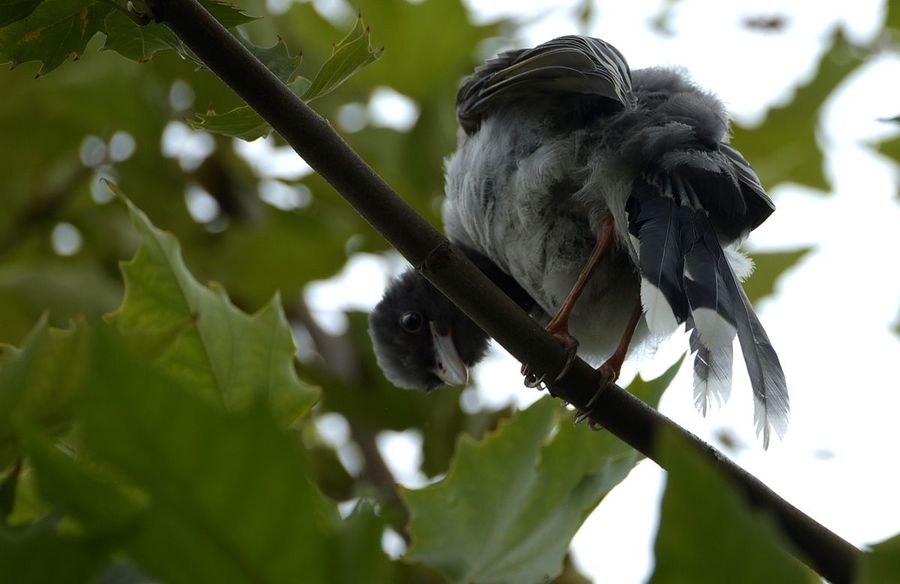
[305,444,355,502]
[0,317,90,466]
[403,361,680,584]
[858,533,900,583]
[874,133,900,198]
[94,560,158,584]
[0,515,107,583]
[334,502,395,584]
[551,555,592,584]
[630,355,684,406]
[204,201,353,304]
[0,261,121,342]
[744,248,811,304]
[77,326,337,584]
[886,0,900,30]
[742,15,788,31]
[0,0,107,75]
[22,429,143,537]
[102,11,186,63]
[0,461,20,520]
[651,427,817,583]
[0,0,41,27]
[108,190,318,422]
[301,16,382,102]
[5,465,49,526]
[342,0,499,102]
[313,312,508,478]
[731,30,866,192]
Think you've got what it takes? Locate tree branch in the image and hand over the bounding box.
[148,1,861,581]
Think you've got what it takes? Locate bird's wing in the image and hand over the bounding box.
[626,152,789,446]
[456,35,634,134]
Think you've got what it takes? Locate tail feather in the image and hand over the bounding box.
[731,281,790,448]
[628,172,789,446]
[688,317,734,416]
[683,220,738,350]
[696,213,789,447]
[627,177,689,337]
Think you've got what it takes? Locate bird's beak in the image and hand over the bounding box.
[429,322,468,386]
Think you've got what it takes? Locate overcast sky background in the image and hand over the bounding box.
[234,0,900,580]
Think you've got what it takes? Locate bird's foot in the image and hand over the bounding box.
[520,328,580,389]
[573,361,619,430]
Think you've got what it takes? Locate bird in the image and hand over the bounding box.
[368,35,789,446]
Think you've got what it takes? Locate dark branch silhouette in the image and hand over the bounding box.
[147,1,860,581]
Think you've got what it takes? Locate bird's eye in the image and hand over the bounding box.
[399,311,423,332]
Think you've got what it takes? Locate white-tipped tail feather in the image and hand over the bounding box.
[641,279,680,338]
[692,307,737,350]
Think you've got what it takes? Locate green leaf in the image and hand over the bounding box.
[629,354,684,407]
[874,133,900,198]
[0,317,90,466]
[333,502,396,584]
[403,361,680,584]
[651,427,817,583]
[316,313,509,479]
[236,31,303,84]
[187,81,319,141]
[730,30,866,192]
[301,15,383,102]
[22,429,144,537]
[876,134,900,162]
[404,399,559,584]
[858,533,900,583]
[74,327,337,584]
[0,0,41,27]
[199,0,257,29]
[101,10,186,63]
[0,516,108,583]
[188,104,276,141]
[191,17,379,140]
[744,248,812,304]
[0,0,108,75]
[886,0,900,30]
[0,460,20,520]
[108,189,318,422]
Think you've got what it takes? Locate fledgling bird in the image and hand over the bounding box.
[369,36,789,446]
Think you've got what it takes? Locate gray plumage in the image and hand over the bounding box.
[371,35,789,445]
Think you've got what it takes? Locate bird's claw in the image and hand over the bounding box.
[521,366,547,389]
[553,336,579,381]
[572,362,618,430]
[520,330,580,390]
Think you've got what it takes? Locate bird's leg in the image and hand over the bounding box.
[598,300,643,383]
[522,216,616,388]
[574,300,643,427]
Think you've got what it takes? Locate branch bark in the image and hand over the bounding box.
[148,1,861,581]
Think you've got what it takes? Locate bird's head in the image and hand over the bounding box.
[368,268,490,391]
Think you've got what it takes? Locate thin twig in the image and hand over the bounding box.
[148,1,861,581]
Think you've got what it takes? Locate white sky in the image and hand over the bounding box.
[291,0,900,581]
